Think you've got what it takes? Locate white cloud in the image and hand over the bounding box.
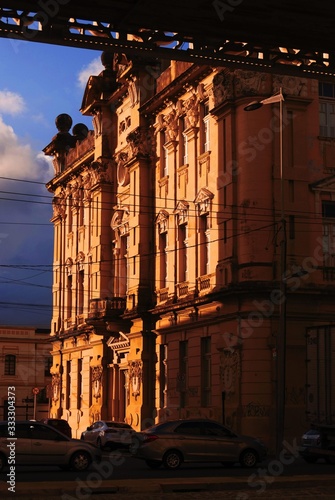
[77,57,104,88]
[0,116,52,182]
[0,89,26,115]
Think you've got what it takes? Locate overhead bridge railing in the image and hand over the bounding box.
[0,7,335,77]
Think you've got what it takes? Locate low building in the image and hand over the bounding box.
[0,326,52,421]
[44,52,335,450]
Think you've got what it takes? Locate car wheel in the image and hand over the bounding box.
[70,451,91,471]
[145,459,162,469]
[0,453,6,472]
[239,449,258,468]
[163,450,183,470]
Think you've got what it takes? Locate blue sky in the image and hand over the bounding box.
[0,37,104,327]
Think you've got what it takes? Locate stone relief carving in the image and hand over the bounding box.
[92,110,103,137]
[52,194,66,220]
[212,71,234,106]
[164,108,179,141]
[273,75,308,97]
[126,126,153,158]
[128,79,139,107]
[51,373,61,402]
[183,93,200,128]
[219,349,240,395]
[234,70,267,97]
[71,179,82,208]
[128,360,143,400]
[91,365,103,401]
[90,159,112,185]
[111,206,130,235]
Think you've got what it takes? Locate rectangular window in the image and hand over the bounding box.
[159,344,168,409]
[320,102,335,138]
[322,201,335,218]
[288,180,294,203]
[77,358,82,410]
[183,132,188,165]
[179,340,188,408]
[4,355,16,376]
[201,337,211,407]
[319,83,335,137]
[67,274,72,319]
[200,101,210,154]
[78,269,84,315]
[179,117,188,166]
[160,130,168,177]
[319,82,335,98]
[306,326,335,423]
[66,360,71,409]
[199,214,209,276]
[67,197,73,233]
[159,232,168,288]
[289,215,295,240]
[322,201,335,267]
[178,224,187,282]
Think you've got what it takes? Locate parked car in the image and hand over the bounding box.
[0,421,101,471]
[81,420,136,450]
[39,418,72,438]
[130,418,267,470]
[300,424,335,463]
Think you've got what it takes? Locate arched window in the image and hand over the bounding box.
[4,354,16,376]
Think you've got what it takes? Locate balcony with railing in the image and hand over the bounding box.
[86,296,131,335]
[197,273,216,295]
[88,297,126,320]
[176,281,189,298]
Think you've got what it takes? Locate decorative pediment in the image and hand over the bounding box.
[65,257,73,275]
[80,61,118,115]
[111,206,130,233]
[194,188,214,215]
[310,175,335,193]
[107,332,130,350]
[174,200,189,224]
[75,252,85,271]
[81,76,104,114]
[156,210,170,233]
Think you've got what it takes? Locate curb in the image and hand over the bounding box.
[2,474,335,498]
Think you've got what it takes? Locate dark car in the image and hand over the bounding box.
[300,424,335,463]
[0,421,101,471]
[81,420,136,449]
[39,418,72,438]
[130,418,267,470]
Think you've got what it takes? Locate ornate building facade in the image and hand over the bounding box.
[44,53,335,449]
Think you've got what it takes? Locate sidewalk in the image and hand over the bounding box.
[2,474,335,499]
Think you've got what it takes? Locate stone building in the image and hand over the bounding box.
[0,326,52,420]
[44,52,335,449]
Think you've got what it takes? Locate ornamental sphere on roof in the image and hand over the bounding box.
[55,113,73,133]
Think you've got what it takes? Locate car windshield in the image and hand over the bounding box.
[143,422,173,433]
[105,422,131,429]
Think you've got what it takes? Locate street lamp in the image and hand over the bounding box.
[244,88,286,457]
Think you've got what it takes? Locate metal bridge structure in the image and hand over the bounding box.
[0,0,334,78]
